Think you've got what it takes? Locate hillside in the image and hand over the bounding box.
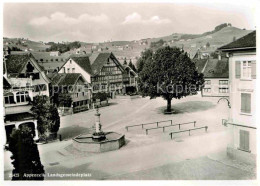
[3,38,50,52]
[3,24,253,65]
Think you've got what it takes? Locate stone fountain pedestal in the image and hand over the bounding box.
[72,108,125,153]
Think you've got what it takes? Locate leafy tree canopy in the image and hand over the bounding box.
[138,46,204,112]
[8,127,45,180]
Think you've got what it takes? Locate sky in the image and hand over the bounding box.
[3,2,256,43]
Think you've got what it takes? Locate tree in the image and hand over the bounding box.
[136,49,153,73]
[128,59,137,72]
[123,57,127,65]
[206,42,210,48]
[138,46,204,113]
[8,127,45,180]
[31,95,60,135]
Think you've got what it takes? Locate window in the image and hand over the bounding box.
[72,68,75,73]
[219,88,229,93]
[239,130,250,152]
[56,59,58,62]
[82,92,85,96]
[241,93,251,114]
[203,88,211,93]
[4,93,15,104]
[67,68,70,73]
[205,80,211,85]
[242,61,252,79]
[219,80,228,85]
[51,59,53,62]
[70,60,72,64]
[16,91,30,103]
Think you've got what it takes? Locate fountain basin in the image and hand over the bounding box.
[72,132,125,152]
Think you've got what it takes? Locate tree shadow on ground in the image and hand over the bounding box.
[58,125,92,140]
[156,101,216,115]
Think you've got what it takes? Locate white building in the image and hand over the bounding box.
[58,56,93,83]
[219,31,256,164]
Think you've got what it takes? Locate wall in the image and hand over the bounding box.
[202,78,229,97]
[228,51,256,156]
[59,58,91,83]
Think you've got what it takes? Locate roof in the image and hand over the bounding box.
[5,53,46,76]
[31,52,70,62]
[39,62,64,71]
[3,77,11,89]
[192,58,208,73]
[91,53,112,75]
[71,56,93,75]
[49,73,84,86]
[5,54,32,74]
[219,31,256,50]
[5,112,35,122]
[203,58,229,78]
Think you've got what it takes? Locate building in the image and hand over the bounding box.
[90,52,136,97]
[219,31,256,164]
[58,56,93,83]
[194,57,229,97]
[49,73,92,114]
[3,52,50,143]
[4,53,51,97]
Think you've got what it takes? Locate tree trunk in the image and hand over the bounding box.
[167,98,172,112]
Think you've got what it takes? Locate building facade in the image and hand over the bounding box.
[49,73,92,115]
[3,52,50,143]
[90,52,137,97]
[194,58,229,97]
[58,56,92,83]
[219,31,256,164]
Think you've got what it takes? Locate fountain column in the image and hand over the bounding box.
[95,108,102,133]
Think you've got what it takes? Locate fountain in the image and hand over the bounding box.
[72,108,125,152]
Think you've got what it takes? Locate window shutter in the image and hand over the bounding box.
[246,94,251,113]
[239,130,245,150]
[241,93,246,113]
[235,61,241,78]
[244,131,250,151]
[251,61,256,79]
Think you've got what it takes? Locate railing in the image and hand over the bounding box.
[145,121,196,135]
[125,120,173,131]
[169,126,208,139]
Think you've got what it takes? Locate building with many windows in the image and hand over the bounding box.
[3,52,50,143]
[90,52,137,97]
[49,73,92,114]
[193,57,229,97]
[219,31,256,164]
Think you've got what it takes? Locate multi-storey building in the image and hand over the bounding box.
[49,73,92,114]
[3,52,50,143]
[219,31,256,164]
[90,52,137,97]
[58,56,93,83]
[193,57,229,97]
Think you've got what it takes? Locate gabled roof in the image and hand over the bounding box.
[203,58,229,78]
[219,31,256,51]
[50,73,85,86]
[192,58,208,73]
[91,52,124,75]
[5,54,32,74]
[71,56,93,75]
